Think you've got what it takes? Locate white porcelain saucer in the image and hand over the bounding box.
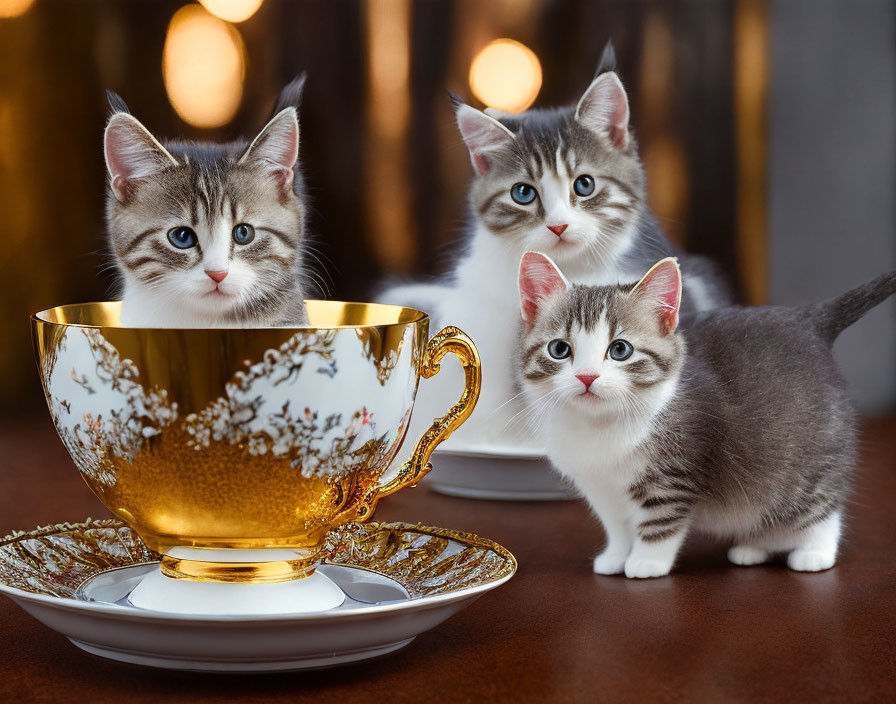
[426,443,579,501]
[0,519,516,672]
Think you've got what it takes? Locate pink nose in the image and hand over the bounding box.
[576,374,598,390]
[205,270,228,283]
[547,224,568,237]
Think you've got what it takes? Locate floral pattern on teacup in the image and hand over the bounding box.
[180,329,410,478]
[43,323,419,487]
[49,329,178,487]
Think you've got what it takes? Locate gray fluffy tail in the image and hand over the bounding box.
[808,269,896,342]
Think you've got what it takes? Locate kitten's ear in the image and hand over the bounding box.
[455,103,515,176]
[104,113,178,203]
[632,258,682,335]
[239,107,299,192]
[575,72,630,150]
[518,252,569,327]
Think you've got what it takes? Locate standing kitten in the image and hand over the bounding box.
[105,78,311,327]
[379,43,729,442]
[518,251,895,578]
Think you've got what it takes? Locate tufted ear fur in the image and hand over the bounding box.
[271,74,306,116]
[106,90,131,116]
[594,39,617,77]
[519,252,570,327]
[632,257,682,335]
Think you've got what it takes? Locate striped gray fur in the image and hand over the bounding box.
[465,99,731,317]
[377,41,731,319]
[521,265,896,552]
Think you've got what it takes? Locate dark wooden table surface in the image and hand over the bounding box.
[1,414,895,703]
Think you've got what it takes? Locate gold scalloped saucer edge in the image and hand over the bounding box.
[0,517,517,614]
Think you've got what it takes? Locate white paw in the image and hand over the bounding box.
[624,557,672,579]
[787,549,835,572]
[593,551,627,575]
[727,545,769,566]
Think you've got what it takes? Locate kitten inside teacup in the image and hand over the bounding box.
[104,78,311,327]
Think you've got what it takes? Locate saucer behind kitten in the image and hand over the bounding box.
[104,77,311,327]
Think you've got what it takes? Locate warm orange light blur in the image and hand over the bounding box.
[198,0,263,23]
[0,0,36,19]
[734,0,769,305]
[469,39,542,113]
[163,5,245,128]
[639,11,688,247]
[364,0,414,272]
[368,0,410,141]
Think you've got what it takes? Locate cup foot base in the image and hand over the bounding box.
[160,546,325,583]
[127,566,346,615]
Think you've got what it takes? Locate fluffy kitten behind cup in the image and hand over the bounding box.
[377,42,730,447]
[104,77,311,327]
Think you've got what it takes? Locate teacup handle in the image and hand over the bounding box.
[377,325,481,498]
[329,325,480,527]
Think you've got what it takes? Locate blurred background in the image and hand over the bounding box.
[0,0,893,420]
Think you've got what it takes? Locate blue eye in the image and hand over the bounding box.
[573,175,595,197]
[608,339,633,361]
[547,339,571,360]
[511,183,537,205]
[232,223,255,245]
[167,226,198,249]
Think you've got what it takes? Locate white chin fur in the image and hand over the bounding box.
[120,278,245,328]
[527,232,590,263]
[568,391,620,417]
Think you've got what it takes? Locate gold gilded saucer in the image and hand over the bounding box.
[0,519,516,672]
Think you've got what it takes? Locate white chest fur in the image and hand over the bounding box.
[544,406,649,500]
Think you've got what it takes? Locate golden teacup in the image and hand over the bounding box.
[32,301,480,598]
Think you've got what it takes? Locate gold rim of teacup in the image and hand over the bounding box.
[32,300,427,331]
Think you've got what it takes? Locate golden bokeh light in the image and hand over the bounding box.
[0,0,36,19]
[469,39,542,113]
[198,0,263,24]
[163,5,245,129]
[364,0,414,272]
